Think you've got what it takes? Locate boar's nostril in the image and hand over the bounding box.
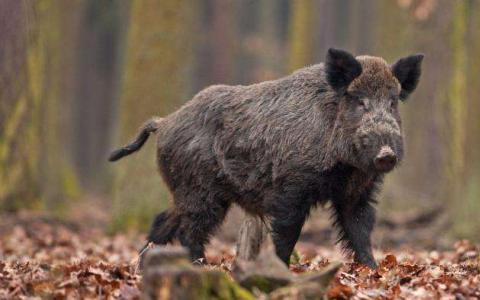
[374,146,397,172]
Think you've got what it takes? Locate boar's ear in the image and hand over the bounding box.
[326,48,362,92]
[391,54,424,100]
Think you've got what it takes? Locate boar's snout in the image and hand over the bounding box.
[374,146,397,172]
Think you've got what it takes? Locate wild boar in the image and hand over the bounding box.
[109,48,423,268]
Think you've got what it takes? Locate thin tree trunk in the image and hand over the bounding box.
[0,0,79,211]
[288,0,316,71]
[236,215,269,261]
[71,1,128,190]
[111,0,195,231]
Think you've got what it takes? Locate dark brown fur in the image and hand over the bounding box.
[110,48,423,268]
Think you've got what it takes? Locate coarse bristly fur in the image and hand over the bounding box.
[110,48,424,268]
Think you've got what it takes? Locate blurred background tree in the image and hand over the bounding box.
[111,0,195,231]
[0,0,479,244]
[0,0,81,212]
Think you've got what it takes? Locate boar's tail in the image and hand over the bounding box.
[108,117,164,162]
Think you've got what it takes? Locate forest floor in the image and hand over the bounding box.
[0,212,479,299]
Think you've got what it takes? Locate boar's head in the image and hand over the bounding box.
[325,48,423,174]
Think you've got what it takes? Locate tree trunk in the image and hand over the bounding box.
[235,215,269,261]
[233,216,342,296]
[142,246,254,300]
[446,0,468,195]
[0,0,79,211]
[287,0,316,71]
[70,1,128,190]
[111,0,195,231]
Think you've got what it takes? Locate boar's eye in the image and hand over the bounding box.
[358,98,368,110]
[390,98,398,111]
[391,99,397,108]
[347,93,367,111]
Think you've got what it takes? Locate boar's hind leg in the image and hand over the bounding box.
[139,208,182,265]
[147,208,181,245]
[270,201,310,266]
[331,195,377,268]
[175,199,231,262]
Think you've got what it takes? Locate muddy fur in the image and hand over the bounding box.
[110,48,423,268]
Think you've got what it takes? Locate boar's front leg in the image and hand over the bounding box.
[331,193,377,268]
[268,192,311,265]
[271,212,308,265]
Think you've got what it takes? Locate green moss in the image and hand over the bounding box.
[290,249,301,265]
[203,272,255,300]
[240,275,282,294]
